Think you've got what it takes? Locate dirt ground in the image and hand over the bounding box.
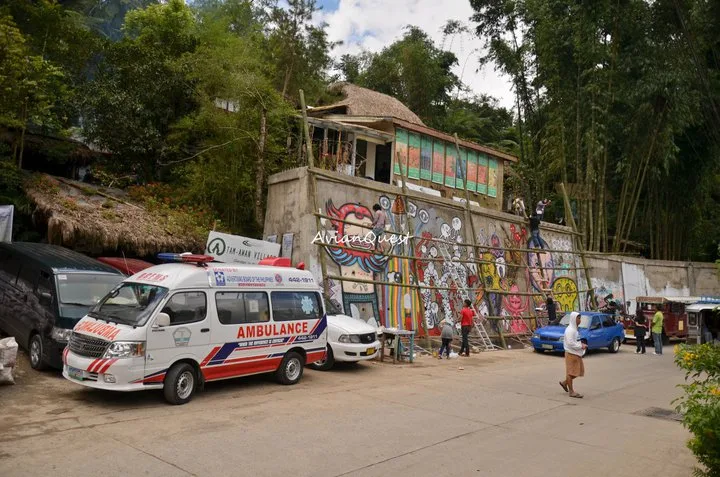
[0,344,697,476]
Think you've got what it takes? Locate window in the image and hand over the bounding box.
[671,303,683,313]
[602,315,616,327]
[590,317,602,330]
[57,273,122,307]
[559,313,591,329]
[37,271,54,301]
[17,265,38,294]
[161,292,207,325]
[91,283,168,326]
[216,292,269,325]
[271,292,322,322]
[0,255,20,285]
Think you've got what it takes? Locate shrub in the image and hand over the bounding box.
[674,344,720,477]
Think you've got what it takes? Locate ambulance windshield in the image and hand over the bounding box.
[89,283,169,326]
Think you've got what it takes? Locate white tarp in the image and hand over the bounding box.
[0,337,18,385]
[0,205,13,243]
[205,231,280,264]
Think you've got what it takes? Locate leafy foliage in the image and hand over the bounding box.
[470,0,720,259]
[674,343,720,477]
[341,27,461,127]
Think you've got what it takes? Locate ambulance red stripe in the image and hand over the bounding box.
[200,346,221,367]
[99,359,118,373]
[201,357,283,381]
[87,358,102,372]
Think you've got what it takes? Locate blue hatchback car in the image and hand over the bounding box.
[531,312,625,354]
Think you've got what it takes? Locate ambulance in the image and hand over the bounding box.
[62,255,327,404]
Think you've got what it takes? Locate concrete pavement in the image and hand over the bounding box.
[0,344,695,476]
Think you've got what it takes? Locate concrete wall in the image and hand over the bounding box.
[264,168,720,337]
[265,167,580,337]
[579,255,719,314]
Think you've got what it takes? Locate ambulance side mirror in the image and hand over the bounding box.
[155,313,171,328]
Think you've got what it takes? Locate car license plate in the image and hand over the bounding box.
[542,344,554,350]
[68,367,84,380]
[366,347,376,355]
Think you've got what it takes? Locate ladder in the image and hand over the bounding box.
[436,241,500,351]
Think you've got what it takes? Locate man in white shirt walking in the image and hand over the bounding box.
[559,312,588,398]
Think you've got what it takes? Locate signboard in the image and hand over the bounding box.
[488,157,498,197]
[0,205,13,243]
[206,231,280,264]
[408,132,421,179]
[393,128,409,176]
[432,140,444,184]
[420,136,432,180]
[281,233,294,258]
[477,153,488,194]
[466,151,478,192]
[444,145,456,188]
[455,147,466,189]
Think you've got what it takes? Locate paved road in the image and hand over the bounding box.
[0,344,695,477]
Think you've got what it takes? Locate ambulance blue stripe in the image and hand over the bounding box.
[206,317,327,366]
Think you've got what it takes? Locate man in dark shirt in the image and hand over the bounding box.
[546,293,558,324]
[529,214,543,249]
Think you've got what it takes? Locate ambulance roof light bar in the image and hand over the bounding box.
[257,257,305,270]
[258,257,291,267]
[157,253,215,267]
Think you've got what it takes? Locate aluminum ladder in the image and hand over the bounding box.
[436,241,500,351]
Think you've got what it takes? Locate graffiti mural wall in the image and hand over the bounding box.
[318,188,581,336]
[264,169,720,340]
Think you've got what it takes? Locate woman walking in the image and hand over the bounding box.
[559,312,588,398]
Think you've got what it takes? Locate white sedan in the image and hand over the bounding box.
[310,302,380,371]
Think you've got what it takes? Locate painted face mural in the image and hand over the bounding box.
[325,200,390,326]
[326,200,389,273]
[526,237,554,291]
[552,277,579,311]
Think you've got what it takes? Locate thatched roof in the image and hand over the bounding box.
[24,174,205,257]
[310,83,425,125]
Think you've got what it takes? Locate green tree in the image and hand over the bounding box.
[81,0,198,178]
[265,0,336,103]
[169,0,293,233]
[344,26,461,127]
[0,13,67,168]
[470,0,719,259]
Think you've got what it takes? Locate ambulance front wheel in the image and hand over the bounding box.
[309,346,334,371]
[164,363,196,405]
[276,351,305,385]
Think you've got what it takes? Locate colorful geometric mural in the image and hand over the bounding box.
[322,195,581,337]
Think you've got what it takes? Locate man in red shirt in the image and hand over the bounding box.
[459,299,474,357]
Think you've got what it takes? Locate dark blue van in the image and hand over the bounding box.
[0,243,123,370]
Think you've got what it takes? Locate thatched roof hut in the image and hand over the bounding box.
[309,83,425,125]
[24,174,205,257]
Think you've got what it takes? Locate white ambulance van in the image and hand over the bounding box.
[62,255,327,404]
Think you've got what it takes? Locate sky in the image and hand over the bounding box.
[315,0,516,109]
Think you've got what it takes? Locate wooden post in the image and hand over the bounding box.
[560,182,596,309]
[351,134,357,177]
[300,90,330,300]
[454,134,506,348]
[398,153,431,349]
[322,128,328,170]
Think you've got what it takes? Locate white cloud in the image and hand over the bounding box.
[316,0,516,109]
